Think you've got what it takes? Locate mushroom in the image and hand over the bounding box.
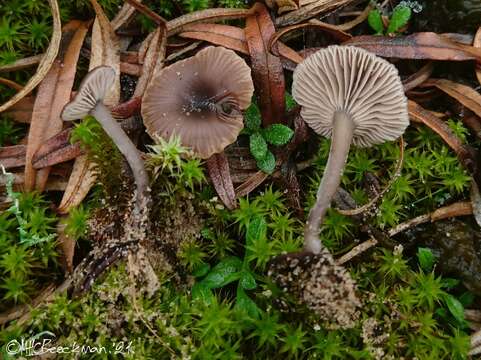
[61,66,149,205]
[141,46,254,159]
[292,45,409,254]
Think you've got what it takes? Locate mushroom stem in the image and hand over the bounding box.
[304,111,354,254]
[91,102,149,204]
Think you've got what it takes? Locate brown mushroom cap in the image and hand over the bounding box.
[292,45,409,147]
[141,46,254,159]
[61,66,116,121]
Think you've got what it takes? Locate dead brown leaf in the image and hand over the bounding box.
[134,27,167,97]
[167,8,252,36]
[275,0,355,27]
[344,32,481,62]
[423,78,481,119]
[59,0,122,214]
[207,152,237,210]
[24,20,90,192]
[245,3,286,126]
[475,27,481,85]
[0,0,61,113]
[32,128,83,169]
[0,145,26,169]
[408,100,476,172]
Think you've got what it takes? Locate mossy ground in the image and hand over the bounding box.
[0,0,478,359]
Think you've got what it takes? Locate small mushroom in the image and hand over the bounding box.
[141,46,254,159]
[292,45,409,254]
[61,66,149,204]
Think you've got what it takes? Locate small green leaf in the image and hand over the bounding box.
[256,150,276,174]
[444,294,465,324]
[387,5,411,34]
[285,93,297,111]
[441,278,460,289]
[263,124,294,146]
[250,132,268,161]
[244,103,262,133]
[192,283,215,304]
[417,247,435,272]
[240,271,257,290]
[246,216,267,247]
[201,257,243,288]
[368,9,384,35]
[235,286,261,319]
[192,263,211,277]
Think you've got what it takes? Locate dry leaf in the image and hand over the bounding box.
[134,27,166,97]
[4,96,34,123]
[0,0,61,113]
[245,3,286,126]
[276,0,354,27]
[58,155,97,214]
[0,145,26,169]
[167,8,251,36]
[423,78,481,119]
[408,100,476,172]
[24,20,90,192]
[475,27,481,85]
[344,32,481,62]
[207,152,237,210]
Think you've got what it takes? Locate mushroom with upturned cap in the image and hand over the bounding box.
[61,66,149,204]
[292,45,409,254]
[141,46,254,159]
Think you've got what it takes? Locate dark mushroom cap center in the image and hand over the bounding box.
[180,80,241,122]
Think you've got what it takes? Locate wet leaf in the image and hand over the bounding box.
[387,5,411,34]
[246,216,267,247]
[240,271,257,290]
[250,132,268,160]
[263,124,294,146]
[206,152,237,210]
[417,247,435,272]
[368,9,383,35]
[0,0,61,113]
[192,283,215,304]
[25,20,90,191]
[444,294,465,324]
[344,32,481,62]
[244,103,262,133]
[56,222,75,273]
[235,286,261,318]
[201,257,243,288]
[245,3,286,126]
[235,171,269,198]
[256,150,276,174]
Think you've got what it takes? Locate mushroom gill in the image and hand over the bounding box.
[141,46,254,159]
[292,45,409,254]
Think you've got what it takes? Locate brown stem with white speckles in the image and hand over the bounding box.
[304,111,354,254]
[91,102,149,206]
